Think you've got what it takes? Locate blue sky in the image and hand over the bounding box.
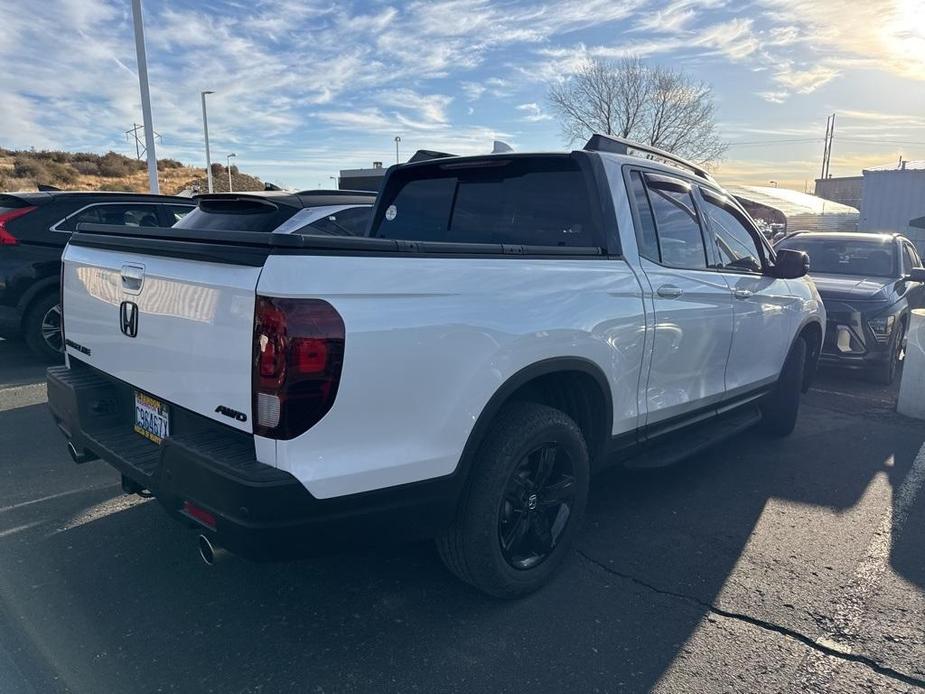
[1,0,924,190]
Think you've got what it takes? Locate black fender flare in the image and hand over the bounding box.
[791,317,824,391]
[448,356,613,502]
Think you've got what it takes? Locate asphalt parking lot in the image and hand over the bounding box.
[1,338,923,694]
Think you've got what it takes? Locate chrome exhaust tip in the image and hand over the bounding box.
[66,441,98,464]
[197,535,228,566]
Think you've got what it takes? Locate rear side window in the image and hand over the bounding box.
[628,172,660,261]
[59,203,161,231]
[644,178,708,269]
[372,157,600,248]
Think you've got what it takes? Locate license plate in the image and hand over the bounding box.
[134,391,169,444]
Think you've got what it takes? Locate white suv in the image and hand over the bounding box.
[48,135,824,597]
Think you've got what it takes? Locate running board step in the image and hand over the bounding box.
[623,405,762,470]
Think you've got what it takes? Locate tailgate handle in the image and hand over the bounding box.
[121,264,145,293]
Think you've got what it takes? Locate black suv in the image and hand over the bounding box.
[776,231,925,383]
[0,191,195,360]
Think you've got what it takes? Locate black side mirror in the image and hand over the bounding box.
[907,268,925,283]
[771,249,810,279]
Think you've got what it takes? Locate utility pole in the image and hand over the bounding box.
[131,0,159,193]
[201,91,215,193]
[226,153,236,192]
[820,113,835,180]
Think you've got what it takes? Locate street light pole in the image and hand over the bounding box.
[329,175,338,189]
[226,153,236,192]
[131,0,159,194]
[201,90,215,193]
[394,135,401,164]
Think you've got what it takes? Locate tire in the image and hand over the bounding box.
[436,401,590,598]
[870,322,906,386]
[761,337,807,437]
[23,292,64,362]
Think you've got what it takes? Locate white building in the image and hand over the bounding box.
[859,159,925,254]
[725,185,859,236]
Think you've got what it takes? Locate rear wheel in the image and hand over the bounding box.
[436,402,590,598]
[761,337,807,437]
[23,292,64,362]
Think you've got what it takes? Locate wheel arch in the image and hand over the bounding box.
[453,357,613,495]
[17,275,60,326]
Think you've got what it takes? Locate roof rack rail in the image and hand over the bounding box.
[583,134,714,181]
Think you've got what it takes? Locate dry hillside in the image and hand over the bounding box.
[0,148,264,195]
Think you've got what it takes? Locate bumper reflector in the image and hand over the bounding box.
[183,500,217,530]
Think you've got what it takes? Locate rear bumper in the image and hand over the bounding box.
[47,361,458,561]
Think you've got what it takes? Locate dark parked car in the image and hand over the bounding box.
[0,191,195,360]
[173,190,376,235]
[776,231,925,383]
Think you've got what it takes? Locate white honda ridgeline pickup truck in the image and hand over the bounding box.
[48,135,824,597]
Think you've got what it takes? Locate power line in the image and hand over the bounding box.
[727,138,822,147]
[837,138,925,146]
[725,137,925,149]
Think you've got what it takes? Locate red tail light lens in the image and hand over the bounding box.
[0,206,37,245]
[252,296,345,440]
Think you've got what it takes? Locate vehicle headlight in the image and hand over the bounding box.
[867,314,895,342]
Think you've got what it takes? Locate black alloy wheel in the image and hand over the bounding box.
[499,443,576,570]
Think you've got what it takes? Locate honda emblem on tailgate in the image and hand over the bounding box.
[120,301,139,338]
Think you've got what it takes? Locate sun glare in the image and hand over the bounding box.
[885,0,925,79]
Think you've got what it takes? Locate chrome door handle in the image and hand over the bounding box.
[733,289,753,300]
[656,284,683,299]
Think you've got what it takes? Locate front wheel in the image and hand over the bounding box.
[870,322,906,386]
[761,337,807,437]
[436,402,590,598]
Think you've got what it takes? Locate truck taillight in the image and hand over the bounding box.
[252,296,345,440]
[0,206,37,245]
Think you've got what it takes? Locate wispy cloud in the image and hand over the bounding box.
[516,103,552,122]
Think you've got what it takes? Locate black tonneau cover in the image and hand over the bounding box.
[69,223,604,266]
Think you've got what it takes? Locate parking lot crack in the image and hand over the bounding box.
[575,549,925,689]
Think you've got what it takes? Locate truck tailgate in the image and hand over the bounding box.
[62,242,260,433]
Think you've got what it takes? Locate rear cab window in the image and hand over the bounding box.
[370,156,603,249]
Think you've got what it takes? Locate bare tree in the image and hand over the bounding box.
[547,58,727,165]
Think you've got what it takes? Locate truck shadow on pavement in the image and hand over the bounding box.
[1,372,924,691]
